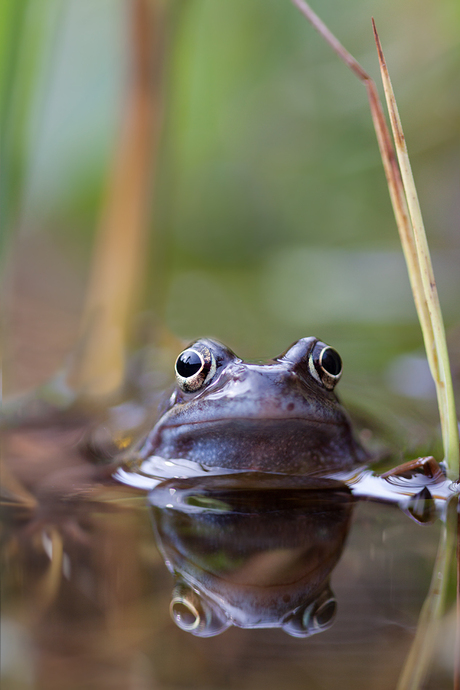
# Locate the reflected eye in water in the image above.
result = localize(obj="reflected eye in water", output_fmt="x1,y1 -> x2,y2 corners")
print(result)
308,342 -> 343,390
282,585 -> 337,638
170,581 -> 229,637
170,598 -> 201,632
175,345 -> 216,392
313,597 -> 337,628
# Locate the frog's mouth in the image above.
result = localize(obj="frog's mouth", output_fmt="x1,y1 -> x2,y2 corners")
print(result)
162,416 -> 342,429
147,417 -> 365,473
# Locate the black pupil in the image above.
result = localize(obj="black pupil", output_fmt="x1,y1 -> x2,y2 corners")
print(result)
321,348 -> 342,376
176,351 -> 203,378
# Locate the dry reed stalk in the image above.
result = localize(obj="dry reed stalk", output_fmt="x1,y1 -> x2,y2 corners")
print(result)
291,3 -> 459,687
291,0 -> 458,480
66,0 -> 163,399
372,21 -> 458,480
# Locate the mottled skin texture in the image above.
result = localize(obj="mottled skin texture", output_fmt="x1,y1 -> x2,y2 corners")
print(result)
141,337 -> 369,474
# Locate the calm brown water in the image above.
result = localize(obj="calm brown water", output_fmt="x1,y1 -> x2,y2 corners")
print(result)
1,423 -> 456,690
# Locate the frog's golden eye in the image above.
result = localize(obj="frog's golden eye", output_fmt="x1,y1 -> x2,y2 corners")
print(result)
175,345 -> 216,392
308,343 -> 342,390
170,582 -> 229,637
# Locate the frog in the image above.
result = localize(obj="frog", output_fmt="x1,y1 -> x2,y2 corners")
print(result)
137,337 -> 370,475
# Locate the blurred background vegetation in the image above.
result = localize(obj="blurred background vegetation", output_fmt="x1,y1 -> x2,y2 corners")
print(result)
2,0 -> 459,451
1,5 -> 459,688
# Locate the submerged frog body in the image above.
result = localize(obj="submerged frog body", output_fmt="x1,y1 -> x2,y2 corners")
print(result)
139,337 -> 369,474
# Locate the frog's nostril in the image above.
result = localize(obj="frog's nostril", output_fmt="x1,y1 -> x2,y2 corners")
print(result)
231,365 -> 248,381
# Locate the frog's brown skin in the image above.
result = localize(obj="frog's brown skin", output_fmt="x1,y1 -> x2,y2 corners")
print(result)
140,337 -> 369,475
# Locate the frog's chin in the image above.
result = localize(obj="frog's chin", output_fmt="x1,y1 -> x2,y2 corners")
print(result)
146,417 -> 367,474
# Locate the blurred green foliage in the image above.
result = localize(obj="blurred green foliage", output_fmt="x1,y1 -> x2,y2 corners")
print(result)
3,0 -> 460,412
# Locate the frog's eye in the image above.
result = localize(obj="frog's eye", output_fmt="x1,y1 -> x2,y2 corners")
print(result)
282,590 -> 337,638
170,582 -> 229,637
175,345 -> 216,392
310,596 -> 337,630
308,342 -> 342,390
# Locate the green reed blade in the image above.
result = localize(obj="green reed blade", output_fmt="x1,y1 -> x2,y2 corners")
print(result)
372,22 -> 459,480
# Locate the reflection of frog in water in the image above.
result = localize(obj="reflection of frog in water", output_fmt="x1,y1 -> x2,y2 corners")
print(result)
138,337 -> 369,475
150,472 -> 355,638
